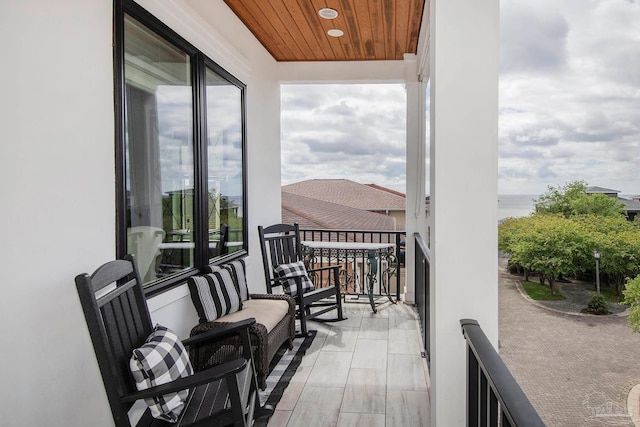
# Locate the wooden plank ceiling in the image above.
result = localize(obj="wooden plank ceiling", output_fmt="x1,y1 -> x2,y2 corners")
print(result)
223,0 -> 425,62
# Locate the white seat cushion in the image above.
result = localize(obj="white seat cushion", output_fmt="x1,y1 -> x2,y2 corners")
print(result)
214,299 -> 289,333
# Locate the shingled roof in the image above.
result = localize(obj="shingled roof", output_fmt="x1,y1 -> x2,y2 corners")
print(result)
618,197 -> 640,213
584,186 -> 640,214
585,186 -> 621,194
282,191 -> 396,231
364,183 -> 407,198
282,179 -> 406,211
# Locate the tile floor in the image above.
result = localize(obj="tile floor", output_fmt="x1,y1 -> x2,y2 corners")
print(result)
267,300 -> 431,427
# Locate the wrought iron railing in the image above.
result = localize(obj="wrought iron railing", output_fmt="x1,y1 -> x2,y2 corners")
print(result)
299,228 -> 404,302
461,319 -> 545,427
414,233 -> 430,362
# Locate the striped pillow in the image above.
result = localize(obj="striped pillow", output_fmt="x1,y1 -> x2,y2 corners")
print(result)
187,270 -> 242,323
204,260 -> 249,301
224,260 -> 249,301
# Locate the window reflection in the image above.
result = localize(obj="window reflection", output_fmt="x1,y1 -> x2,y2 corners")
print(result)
206,68 -> 244,260
124,14 -> 194,282
119,10 -> 247,287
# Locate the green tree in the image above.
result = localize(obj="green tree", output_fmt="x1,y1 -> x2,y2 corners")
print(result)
602,231 -> 640,297
500,183 -> 640,299
623,275 -> 640,331
570,193 -> 625,217
498,216 -> 527,254
534,181 -> 625,218
535,181 -> 587,217
574,215 -> 640,297
499,216 -> 534,279
502,215 -> 585,294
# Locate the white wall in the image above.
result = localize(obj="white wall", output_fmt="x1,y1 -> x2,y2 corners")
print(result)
278,60 -> 405,83
429,0 -> 499,425
404,54 -> 429,304
0,1 -> 115,425
0,0 -> 282,425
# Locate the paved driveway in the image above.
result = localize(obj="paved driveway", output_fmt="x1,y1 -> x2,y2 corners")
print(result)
499,260 -> 640,426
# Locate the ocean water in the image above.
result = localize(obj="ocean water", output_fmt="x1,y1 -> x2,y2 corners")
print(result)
498,194 -> 537,221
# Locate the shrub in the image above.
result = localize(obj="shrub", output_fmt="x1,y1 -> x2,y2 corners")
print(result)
623,275 -> 640,331
586,294 -> 609,315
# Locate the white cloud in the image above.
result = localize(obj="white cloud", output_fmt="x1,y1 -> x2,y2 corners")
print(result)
498,0 -> 640,194
281,0 -> 640,196
281,84 -> 407,192
500,0 -> 569,75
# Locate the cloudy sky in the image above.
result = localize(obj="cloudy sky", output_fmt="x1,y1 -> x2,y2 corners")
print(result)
281,0 -> 640,196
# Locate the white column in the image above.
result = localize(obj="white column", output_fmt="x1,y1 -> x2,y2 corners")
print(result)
404,54 -> 428,304
429,0 -> 499,425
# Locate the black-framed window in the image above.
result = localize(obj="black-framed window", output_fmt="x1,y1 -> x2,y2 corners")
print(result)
114,0 -> 247,295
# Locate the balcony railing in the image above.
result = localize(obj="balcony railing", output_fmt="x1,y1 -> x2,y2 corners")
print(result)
413,232 -> 542,425
461,319 -> 545,427
414,232 -> 430,362
299,228 -> 404,302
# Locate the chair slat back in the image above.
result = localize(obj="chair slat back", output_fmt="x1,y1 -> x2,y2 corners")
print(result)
76,255 -> 153,426
257,223 -> 303,292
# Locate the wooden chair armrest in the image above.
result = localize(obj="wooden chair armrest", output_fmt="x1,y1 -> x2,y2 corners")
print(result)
268,277 -> 306,305
120,358 -> 246,403
308,264 -> 340,289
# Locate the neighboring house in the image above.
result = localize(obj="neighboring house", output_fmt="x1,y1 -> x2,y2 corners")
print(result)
283,179 -> 407,230
586,186 -> 640,221
367,183 -> 431,215
282,191 -> 396,232
585,186 -> 621,198
365,183 -> 407,197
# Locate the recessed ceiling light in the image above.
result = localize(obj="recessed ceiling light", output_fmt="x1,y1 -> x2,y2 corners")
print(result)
319,8 -> 339,19
327,29 -> 344,37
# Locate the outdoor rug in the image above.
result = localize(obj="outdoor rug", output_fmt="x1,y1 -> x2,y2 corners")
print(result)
254,330 -> 317,427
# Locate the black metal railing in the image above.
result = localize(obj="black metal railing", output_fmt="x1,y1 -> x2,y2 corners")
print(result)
461,319 -> 545,427
414,233 -> 430,362
299,228 -> 404,302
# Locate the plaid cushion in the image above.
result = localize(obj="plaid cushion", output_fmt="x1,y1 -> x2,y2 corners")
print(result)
188,270 -> 243,323
130,325 -> 194,422
274,261 -> 315,297
204,260 -> 249,302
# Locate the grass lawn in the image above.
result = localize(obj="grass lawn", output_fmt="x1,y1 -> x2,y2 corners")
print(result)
522,280 -> 565,301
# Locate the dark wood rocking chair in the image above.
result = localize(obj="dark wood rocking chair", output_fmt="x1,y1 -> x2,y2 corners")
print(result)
258,223 -> 346,336
75,255 -> 272,427
214,223 -> 229,257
